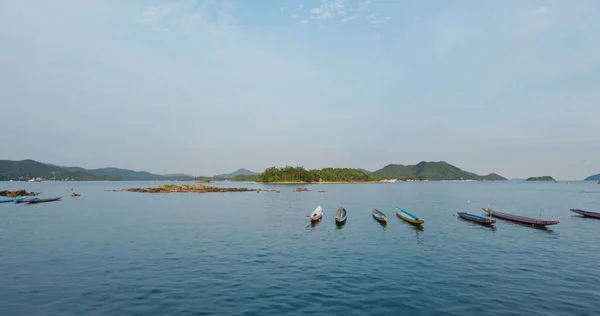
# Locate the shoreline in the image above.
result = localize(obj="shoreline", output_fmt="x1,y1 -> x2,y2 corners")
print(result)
255,179 -> 509,184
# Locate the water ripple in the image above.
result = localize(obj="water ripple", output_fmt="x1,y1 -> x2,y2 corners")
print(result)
1,181 -> 600,315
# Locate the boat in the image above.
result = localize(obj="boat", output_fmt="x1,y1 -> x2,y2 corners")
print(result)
26,197 -> 62,204
15,197 -> 39,204
483,207 -> 559,226
0,198 -> 18,203
396,207 -> 424,225
335,207 -> 347,225
372,209 -> 387,223
457,211 -> 495,225
308,206 -> 323,222
570,208 -> 600,219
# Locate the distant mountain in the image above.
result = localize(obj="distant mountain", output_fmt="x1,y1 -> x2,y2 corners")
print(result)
372,161 -> 507,181
62,166 -> 194,181
0,159 -> 115,181
214,168 -> 258,179
525,176 -> 556,182
584,173 -> 600,181
357,168 -> 373,175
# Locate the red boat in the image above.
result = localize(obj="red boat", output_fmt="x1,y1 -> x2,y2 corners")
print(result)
26,197 -> 62,204
570,208 -> 600,219
483,208 -> 559,226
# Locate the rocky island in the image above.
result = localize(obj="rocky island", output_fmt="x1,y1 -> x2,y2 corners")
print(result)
0,189 -> 38,197
121,183 -> 256,193
525,176 -> 556,182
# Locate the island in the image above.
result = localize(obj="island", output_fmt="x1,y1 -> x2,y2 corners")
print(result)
584,173 -> 600,181
257,166 -> 380,184
120,183 -> 256,193
372,161 -> 507,181
0,189 -> 38,197
525,176 -> 556,182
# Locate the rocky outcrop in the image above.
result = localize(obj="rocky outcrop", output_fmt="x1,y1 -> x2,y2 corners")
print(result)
0,189 -> 38,197
122,183 -> 256,193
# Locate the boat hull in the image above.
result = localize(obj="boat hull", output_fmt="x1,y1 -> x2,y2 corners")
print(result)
396,208 -> 424,225
309,206 -> 323,222
570,208 -> 600,219
483,208 -> 559,226
457,212 -> 495,225
335,207 -> 347,225
26,197 -> 61,204
372,209 -> 387,223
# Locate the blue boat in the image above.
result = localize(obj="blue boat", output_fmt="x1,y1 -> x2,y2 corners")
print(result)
0,197 -> 28,203
335,207 -> 347,225
457,211 -> 496,225
396,207 -> 424,225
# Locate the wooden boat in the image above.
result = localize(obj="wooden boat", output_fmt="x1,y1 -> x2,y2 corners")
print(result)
0,197 -> 31,203
570,208 -> 600,219
26,197 -> 61,204
335,207 -> 347,225
15,197 -> 39,204
396,208 -> 424,225
483,207 -> 559,226
372,209 -> 387,223
307,205 -> 323,222
457,211 -> 495,225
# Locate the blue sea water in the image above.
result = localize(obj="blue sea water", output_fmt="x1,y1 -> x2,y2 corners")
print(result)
1,180 -> 600,315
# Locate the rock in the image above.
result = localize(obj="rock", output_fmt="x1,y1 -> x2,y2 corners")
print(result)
295,188 -> 309,192
121,183 -> 256,194
0,189 -> 38,197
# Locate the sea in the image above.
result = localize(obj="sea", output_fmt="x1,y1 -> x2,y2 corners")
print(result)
1,180 -> 600,316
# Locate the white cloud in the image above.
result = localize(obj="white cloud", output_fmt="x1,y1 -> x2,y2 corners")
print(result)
309,0 -> 346,20
291,13 -> 299,19
301,19 -> 308,24
296,4 -> 304,11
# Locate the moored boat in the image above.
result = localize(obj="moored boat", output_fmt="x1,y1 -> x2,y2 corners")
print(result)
335,207 -> 347,225
457,211 -> 495,225
396,207 -> 424,225
14,197 -> 39,204
372,209 -> 387,223
570,208 -> 600,219
483,207 -> 558,226
308,206 -> 323,222
26,197 -> 61,204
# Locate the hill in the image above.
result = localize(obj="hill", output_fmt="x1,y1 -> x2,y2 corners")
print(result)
584,173 -> 600,181
0,160 -> 116,181
214,168 -> 258,179
525,176 -> 556,182
357,168 -> 373,175
258,166 -> 380,183
372,161 -> 506,181
61,166 -> 195,181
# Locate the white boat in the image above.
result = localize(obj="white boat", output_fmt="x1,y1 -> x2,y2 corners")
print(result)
308,205 -> 323,222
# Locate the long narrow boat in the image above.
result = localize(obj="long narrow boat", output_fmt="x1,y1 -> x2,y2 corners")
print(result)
372,209 -> 387,223
26,197 -> 62,204
335,207 -> 347,225
570,208 -> 600,219
483,207 -> 558,226
457,211 -> 495,225
0,197 -> 32,203
396,208 -> 424,225
307,206 -> 323,222
15,197 -> 39,204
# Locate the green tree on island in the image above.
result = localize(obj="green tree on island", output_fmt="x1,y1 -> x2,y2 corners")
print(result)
258,166 -> 380,183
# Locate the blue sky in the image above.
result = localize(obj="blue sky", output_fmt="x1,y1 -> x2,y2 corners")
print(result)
1,0 -> 599,180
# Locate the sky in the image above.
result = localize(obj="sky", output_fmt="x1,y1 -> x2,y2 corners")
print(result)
1,0 -> 599,180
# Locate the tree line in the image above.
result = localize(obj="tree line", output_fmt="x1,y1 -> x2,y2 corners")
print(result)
257,166 -> 380,183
